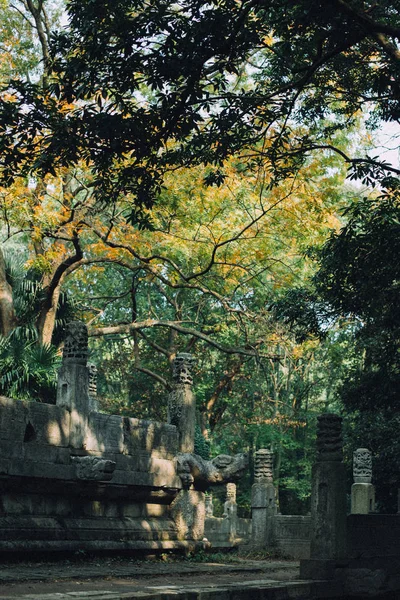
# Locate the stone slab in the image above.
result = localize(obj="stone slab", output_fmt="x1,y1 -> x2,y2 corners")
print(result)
6,460 -> 75,480
0,578 -> 345,600
0,397 -> 70,448
84,415 -> 178,458
299,559 -> 336,580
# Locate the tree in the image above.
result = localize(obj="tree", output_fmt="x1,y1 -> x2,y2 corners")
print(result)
314,193 -> 400,410
274,190 -> 400,511
1,0 -> 400,213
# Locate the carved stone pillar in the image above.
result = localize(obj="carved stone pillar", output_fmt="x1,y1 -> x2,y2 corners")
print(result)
56,321 -> 91,448
301,414 -> 347,580
205,493 -> 214,518
223,482 -> 238,541
251,449 -> 277,548
87,362 -> 99,413
351,448 -> 375,514
167,353 -> 196,453
168,353 -> 203,541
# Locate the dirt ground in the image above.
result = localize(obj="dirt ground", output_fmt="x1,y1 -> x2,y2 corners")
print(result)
0,554 -> 300,598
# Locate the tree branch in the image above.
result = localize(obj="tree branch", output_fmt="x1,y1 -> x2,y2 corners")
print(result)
88,319 -> 280,359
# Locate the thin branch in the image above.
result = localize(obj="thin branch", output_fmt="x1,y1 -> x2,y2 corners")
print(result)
135,365 -> 172,391
137,329 -> 170,358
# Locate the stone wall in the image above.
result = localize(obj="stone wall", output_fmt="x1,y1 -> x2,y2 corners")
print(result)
0,395 -> 184,552
205,516 -> 251,548
274,515 -> 311,559
347,514 -> 400,559
0,326 -> 250,554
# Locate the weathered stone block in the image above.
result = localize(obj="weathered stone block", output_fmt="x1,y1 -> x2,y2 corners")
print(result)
344,568 -> 386,596
251,482 -> 276,509
21,445 -> 71,465
26,403 -> 70,447
309,461 -> 347,560
0,398 -> 71,451
110,467 -> 181,489
123,417 -> 179,457
72,455 -> 115,481
85,413 -> 124,453
120,503 -> 143,518
0,440 -> 24,460
0,458 -> 9,474
170,489 -> 205,541
251,481 -> 277,548
347,514 -> 400,559
145,503 -> 168,518
0,397 -> 28,442
300,558 -> 336,580
351,482 -> 375,514
7,459 -> 75,481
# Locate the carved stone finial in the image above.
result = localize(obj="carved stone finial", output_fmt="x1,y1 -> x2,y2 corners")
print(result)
353,448 -> 372,483
63,321 -> 88,365
316,413 -> 343,462
254,449 -> 274,482
172,353 -> 195,384
226,482 -> 237,503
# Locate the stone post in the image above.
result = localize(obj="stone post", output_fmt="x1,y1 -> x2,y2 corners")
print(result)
56,321 -> 90,448
167,353 -> 196,453
300,413 -> 347,580
223,482 -> 238,541
351,448 -> 375,514
87,362 -> 99,413
169,353 -> 204,542
170,488 -> 206,542
205,493 -> 214,518
251,449 -> 277,548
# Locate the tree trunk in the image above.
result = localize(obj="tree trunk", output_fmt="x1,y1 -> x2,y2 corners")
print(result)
0,248 -> 17,336
36,285 -> 61,345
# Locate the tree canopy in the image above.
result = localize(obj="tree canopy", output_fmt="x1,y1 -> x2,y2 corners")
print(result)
1,0 -> 400,217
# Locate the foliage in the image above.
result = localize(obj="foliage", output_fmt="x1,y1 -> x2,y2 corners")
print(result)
313,194 -> 400,411
0,334 -> 60,402
194,425 -> 210,460
273,191 -> 400,511
1,0 -> 400,214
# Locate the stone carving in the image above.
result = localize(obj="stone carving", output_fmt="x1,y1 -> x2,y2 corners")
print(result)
176,452 -> 248,490
226,482 -> 237,503
88,363 -> 98,398
316,413 -> 343,461
73,456 -> 116,481
205,494 -> 214,518
172,353 -> 195,385
254,449 -> 274,482
353,448 -> 372,484
167,388 -> 183,426
63,321 -> 88,365
167,353 -> 196,453
223,483 -> 237,519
